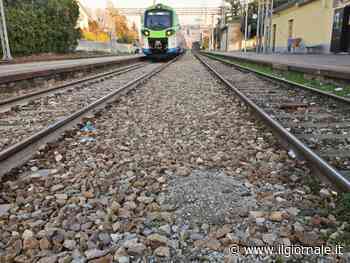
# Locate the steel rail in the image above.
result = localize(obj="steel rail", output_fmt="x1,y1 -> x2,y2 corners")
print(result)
194,52 -> 350,192
202,52 -> 350,105
0,62 -> 146,109
0,57 -> 179,179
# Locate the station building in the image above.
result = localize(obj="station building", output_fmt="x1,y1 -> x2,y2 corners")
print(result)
271,0 -> 350,54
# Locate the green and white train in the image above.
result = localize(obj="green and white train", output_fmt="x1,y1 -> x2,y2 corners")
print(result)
141,3 -> 185,58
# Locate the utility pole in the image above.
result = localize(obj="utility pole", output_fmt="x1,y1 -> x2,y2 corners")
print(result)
244,0 -> 249,53
260,0 -> 266,53
256,0 -> 260,53
262,0 -> 269,53
0,0 -> 12,61
269,0 -> 274,53
262,0 -> 273,53
211,14 -> 215,51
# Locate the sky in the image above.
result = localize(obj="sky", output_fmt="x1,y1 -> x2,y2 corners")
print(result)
80,0 -> 224,29
81,0 -> 224,9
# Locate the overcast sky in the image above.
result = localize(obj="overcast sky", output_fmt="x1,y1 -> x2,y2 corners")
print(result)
80,0 -> 224,27
81,0 -> 224,9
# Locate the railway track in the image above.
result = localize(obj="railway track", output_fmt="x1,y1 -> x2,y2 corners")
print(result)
0,62 -> 145,110
0,58 -> 179,179
195,52 -> 350,192
0,52 -> 348,263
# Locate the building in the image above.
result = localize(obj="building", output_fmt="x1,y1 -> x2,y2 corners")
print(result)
77,1 -> 95,31
216,22 -> 244,51
271,0 -> 333,53
271,0 -> 350,53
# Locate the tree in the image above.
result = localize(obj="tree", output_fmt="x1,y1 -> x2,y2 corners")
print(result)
4,0 -> 80,55
202,36 -> 209,50
83,20 -> 110,42
107,7 -> 138,44
89,21 -> 100,36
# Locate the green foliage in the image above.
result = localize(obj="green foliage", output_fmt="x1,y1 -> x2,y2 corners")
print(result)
4,0 -> 80,55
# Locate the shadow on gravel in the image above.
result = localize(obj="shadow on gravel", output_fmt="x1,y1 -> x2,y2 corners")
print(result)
160,169 -> 257,226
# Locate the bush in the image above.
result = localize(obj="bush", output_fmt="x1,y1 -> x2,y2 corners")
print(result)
4,0 -> 80,55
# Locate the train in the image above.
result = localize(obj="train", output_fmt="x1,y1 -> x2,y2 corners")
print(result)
141,3 -> 185,59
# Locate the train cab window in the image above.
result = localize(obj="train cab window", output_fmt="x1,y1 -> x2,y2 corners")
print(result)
145,11 -> 172,30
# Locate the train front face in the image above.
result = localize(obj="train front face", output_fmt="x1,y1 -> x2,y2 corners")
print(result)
141,4 -> 180,58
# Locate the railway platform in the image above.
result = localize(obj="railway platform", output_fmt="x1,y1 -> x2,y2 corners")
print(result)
208,51 -> 350,81
0,54 -> 144,85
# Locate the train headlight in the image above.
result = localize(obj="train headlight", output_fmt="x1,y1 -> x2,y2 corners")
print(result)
166,30 -> 175,36
142,30 -> 150,37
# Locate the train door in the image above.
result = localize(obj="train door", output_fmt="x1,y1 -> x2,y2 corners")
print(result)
331,6 -> 350,53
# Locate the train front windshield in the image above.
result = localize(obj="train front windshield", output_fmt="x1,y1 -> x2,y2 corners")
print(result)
145,11 -> 172,30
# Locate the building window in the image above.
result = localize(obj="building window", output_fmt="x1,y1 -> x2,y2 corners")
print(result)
288,19 -> 294,38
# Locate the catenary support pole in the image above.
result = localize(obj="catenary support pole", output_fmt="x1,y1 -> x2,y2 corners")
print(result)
263,0 -> 269,53
266,0 -> 273,53
256,0 -> 261,53
269,0 -> 274,53
0,0 -> 12,61
244,0 -> 249,53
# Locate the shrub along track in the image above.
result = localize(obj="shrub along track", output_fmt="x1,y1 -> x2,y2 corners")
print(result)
196,52 -> 350,192
0,52 -> 348,262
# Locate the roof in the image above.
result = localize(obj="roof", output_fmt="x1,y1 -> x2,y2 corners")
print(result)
274,0 -> 318,13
